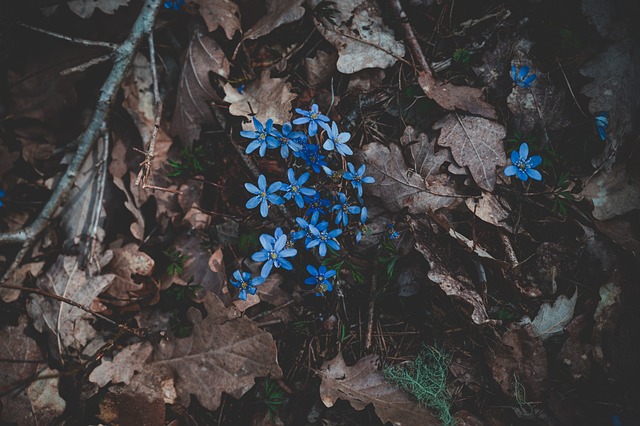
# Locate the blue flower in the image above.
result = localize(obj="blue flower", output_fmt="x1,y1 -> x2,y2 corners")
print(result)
304,193 -> 331,223
504,142 -> 542,182
245,174 -> 285,217
240,117 -> 279,157
343,163 -> 375,197
332,192 -> 360,226
291,216 -> 319,243
595,112 -> 609,141
388,223 -> 399,240
295,143 -> 329,174
230,270 -> 265,301
293,104 -> 330,136
319,121 -> 353,156
307,222 -> 342,257
304,265 -> 336,296
271,122 -> 305,158
0,189 -> 5,207
283,168 -> 316,208
355,207 -> 368,242
164,0 -> 184,10
251,229 -> 298,277
510,65 -> 537,88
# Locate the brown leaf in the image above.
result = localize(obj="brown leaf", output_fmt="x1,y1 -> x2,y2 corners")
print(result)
113,176 -> 145,241
67,0 -> 130,18
0,317 -> 66,425
108,136 -> 128,179
465,192 -> 512,232
224,71 -> 296,128
139,292 -> 282,411
304,49 -> 338,86
244,0 -> 305,40
417,71 -> 497,120
172,27 -> 229,146
196,0 -> 241,39
594,217 -> 640,254
580,164 -> 640,220
530,289 -> 578,340
0,141 -> 19,179
486,324 -> 548,401
0,261 -> 44,303
101,243 -> 155,307
592,274 -> 623,368
89,341 -> 154,387
319,353 -> 439,426
557,315 -> 592,380
434,114 -> 506,192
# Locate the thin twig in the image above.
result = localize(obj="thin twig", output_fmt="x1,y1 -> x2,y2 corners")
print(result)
60,53 -> 113,76
365,270 -> 378,351
83,132 -> 109,271
19,22 -> 118,49
0,0 -> 164,284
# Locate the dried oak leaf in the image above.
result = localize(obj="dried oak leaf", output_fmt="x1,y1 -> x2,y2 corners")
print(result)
557,315 -> 592,380
465,192 -> 512,232
360,139 -> 458,214
582,0 -> 615,37
579,164 -> 640,220
138,292 -> 282,411
594,217 -> 640,254
196,0 -> 241,39
113,176 -> 146,241
434,114 -> 506,192
592,274 -> 623,368
0,261 -> 44,303
67,0 -> 130,18
244,0 -> 306,40
304,49 -> 339,86
315,0 -> 405,74
172,26 -> 229,146
89,341 -> 154,387
26,255 -> 116,353
0,317 -> 66,425
319,353 -> 439,426
223,71 -> 296,129
101,243 -> 155,307
530,289 -> 578,340
418,71 -> 497,120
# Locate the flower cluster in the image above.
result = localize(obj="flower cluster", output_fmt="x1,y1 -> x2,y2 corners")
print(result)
234,104 -> 375,299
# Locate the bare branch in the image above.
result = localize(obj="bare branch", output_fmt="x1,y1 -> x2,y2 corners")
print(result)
19,22 -> 118,49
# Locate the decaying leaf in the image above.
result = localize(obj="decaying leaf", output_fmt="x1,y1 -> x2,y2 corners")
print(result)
100,243 -> 155,307
360,141 -> 458,214
196,0 -> 241,39
315,0 -> 405,74
244,0 -> 306,40
581,0 -> 615,38
530,289 -> 578,340
580,164 -> 640,220
172,27 -> 229,146
0,142 -> 19,179
557,315 -> 592,380
137,292 -> 282,411
67,0 -> 130,18
465,192 -> 512,231
0,261 -> 45,303
0,317 -> 66,425
592,275 -> 623,367
224,71 -> 297,128
434,114 -> 506,192
112,176 -> 146,241
594,217 -> 640,255
304,49 -> 339,86
89,341 -> 154,387
409,217 -> 492,325
319,353 -> 439,426
26,255 -> 116,353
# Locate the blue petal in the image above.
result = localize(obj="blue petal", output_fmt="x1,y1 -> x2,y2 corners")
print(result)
528,155 -> 542,168
246,196 -> 262,209
510,150 -> 520,164
318,244 -> 327,257
307,264 -> 318,275
278,258 -> 293,270
293,117 -> 310,125
274,234 -> 287,252
246,140 -> 261,154
327,239 -> 340,251
526,168 -> 542,181
518,66 -> 530,81
308,120 -> 318,136
323,140 -> 335,151
598,127 -> 606,140
268,181 -> 282,193
244,183 -> 260,194
519,143 -> 529,160
260,200 -> 269,217
510,65 -> 517,81
280,248 -> 297,258
261,261 -> 274,277
266,194 -> 285,205
305,277 -> 317,285
522,74 -> 536,87
504,165 -> 518,176
252,250 -> 269,262
258,175 -> 267,190
240,130 -> 259,139
238,289 -> 247,300
260,234 -> 275,250
362,176 -> 375,184
516,169 -> 529,181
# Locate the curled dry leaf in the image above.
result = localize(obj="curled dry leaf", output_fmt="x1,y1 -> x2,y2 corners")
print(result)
529,289 -> 578,340
89,341 -> 154,387
580,164 -> 640,220
592,274 -> 623,368
172,26 -> 229,146
112,176 -> 145,241
594,217 -> 640,255
304,49 -> 339,86
224,71 -> 297,128
434,114 -> 506,192
319,353 -> 439,426
67,0 -> 130,18
244,0 -> 305,40
0,261 -> 44,303
196,0 -> 241,39
315,0 -> 405,74
138,292 -> 282,411
465,192 -> 512,232
100,243 -> 155,307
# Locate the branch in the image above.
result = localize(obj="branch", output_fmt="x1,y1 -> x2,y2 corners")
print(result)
0,0 -> 164,283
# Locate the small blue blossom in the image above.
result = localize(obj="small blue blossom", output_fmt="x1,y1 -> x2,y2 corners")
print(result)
319,121 -> 353,156
304,193 -> 331,223
295,143 -> 329,173
504,142 -> 542,182
307,222 -> 342,257
304,265 -> 336,296
343,163 -> 375,197
240,117 -> 279,157
283,169 -> 316,208
332,192 -> 360,226
251,229 -> 298,277
595,112 -> 609,141
230,270 -> 265,301
0,189 -> 5,207
271,122 -> 305,158
245,174 -> 285,217
355,207 -> 368,243
164,0 -> 184,10
293,104 -> 330,137
510,65 -> 537,88
291,216 -> 319,243
388,223 -> 399,240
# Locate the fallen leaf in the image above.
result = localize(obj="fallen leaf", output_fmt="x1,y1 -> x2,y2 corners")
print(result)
67,0 -> 130,18
0,261 -> 44,303
360,141 -> 458,214
530,289 -> 578,340
594,217 -> 640,255
592,275 -> 622,368
101,243 -> 155,307
0,317 -> 66,425
315,0 -> 405,74
113,176 -> 146,241
196,0 -> 241,39
319,353 -> 439,426
580,164 -> 640,220
138,292 -> 282,411
304,49 -> 339,86
400,126 -> 454,183
0,142 -> 19,179
183,204 -> 211,230
557,315 -> 592,380
89,341 -> 154,387
224,71 -> 296,128
581,0 -> 615,38
418,71 -> 497,120
434,114 -> 506,192
465,192 -> 512,231
244,0 -> 305,40
172,26 -> 229,146
108,136 -> 128,179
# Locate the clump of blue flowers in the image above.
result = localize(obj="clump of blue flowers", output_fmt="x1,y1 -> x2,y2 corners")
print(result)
504,142 -> 542,182
233,104 -> 375,298
510,65 -> 537,88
